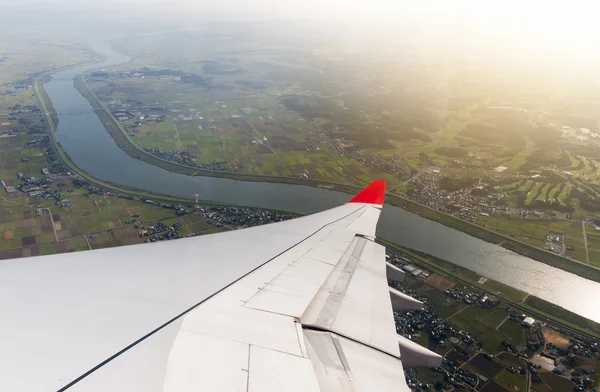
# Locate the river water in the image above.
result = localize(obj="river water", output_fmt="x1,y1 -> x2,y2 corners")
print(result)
44,40 -> 600,323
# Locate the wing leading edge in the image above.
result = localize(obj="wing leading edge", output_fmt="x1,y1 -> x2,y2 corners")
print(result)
0,180 -> 440,392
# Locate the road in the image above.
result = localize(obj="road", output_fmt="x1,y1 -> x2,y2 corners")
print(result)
173,121 -> 182,146
445,305 -> 471,321
208,127 -> 232,169
582,219 -> 590,264
496,315 -> 510,331
45,208 -> 59,242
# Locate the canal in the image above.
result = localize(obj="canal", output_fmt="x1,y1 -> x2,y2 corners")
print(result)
43,39 -> 600,323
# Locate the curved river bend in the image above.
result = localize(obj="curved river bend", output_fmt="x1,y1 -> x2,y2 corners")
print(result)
44,40 -> 600,323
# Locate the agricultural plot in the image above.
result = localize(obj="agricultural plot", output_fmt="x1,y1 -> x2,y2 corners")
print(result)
468,353 -> 503,378
477,309 -> 510,329
448,306 -> 505,353
495,369 -> 527,392
137,121 -> 181,150
477,215 -> 568,249
584,231 -> 600,251
480,380 -> 511,392
496,353 -> 524,368
565,237 -> 586,263
588,250 -> 600,268
539,372 -> 578,392
497,319 -> 525,347
564,222 -> 584,241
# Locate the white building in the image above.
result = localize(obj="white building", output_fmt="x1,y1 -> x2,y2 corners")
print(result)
522,317 -> 535,327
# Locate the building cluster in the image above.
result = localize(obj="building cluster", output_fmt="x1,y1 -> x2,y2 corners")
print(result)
72,179 -> 134,200
198,206 -> 296,228
407,174 -> 510,222
25,135 -> 49,147
386,253 -> 432,279
445,288 -> 498,307
1,104 -> 48,134
137,221 -> 183,242
144,147 -> 197,167
14,172 -> 70,205
343,149 -> 411,178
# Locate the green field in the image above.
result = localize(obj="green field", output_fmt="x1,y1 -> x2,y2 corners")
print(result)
557,184 -> 573,206
526,182 -> 544,205
476,214 -> 575,250
539,372 -> 576,392
498,319 -> 526,347
447,307 -> 506,354
495,369 -> 527,391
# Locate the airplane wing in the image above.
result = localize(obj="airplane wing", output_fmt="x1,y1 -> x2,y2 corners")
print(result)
0,180 -> 440,392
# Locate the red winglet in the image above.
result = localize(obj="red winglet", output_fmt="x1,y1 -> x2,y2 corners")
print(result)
349,180 -> 387,205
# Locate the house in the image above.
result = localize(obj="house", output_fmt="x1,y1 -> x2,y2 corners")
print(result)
522,317 -> 536,327
554,363 -> 567,374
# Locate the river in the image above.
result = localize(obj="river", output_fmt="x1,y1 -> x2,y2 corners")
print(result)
44,39 -> 600,323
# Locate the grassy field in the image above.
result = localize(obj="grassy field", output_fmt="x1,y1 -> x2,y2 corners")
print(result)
497,319 -> 525,347
539,372 -> 576,392
476,214 -> 574,249
447,306 -> 506,353
495,369 -> 527,391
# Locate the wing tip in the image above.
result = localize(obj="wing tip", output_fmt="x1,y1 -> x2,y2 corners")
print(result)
349,180 -> 387,205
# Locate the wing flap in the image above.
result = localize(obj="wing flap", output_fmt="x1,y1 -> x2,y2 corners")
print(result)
301,236 -> 399,357
304,329 -> 408,392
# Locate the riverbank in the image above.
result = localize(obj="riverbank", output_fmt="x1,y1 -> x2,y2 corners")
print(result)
378,238 -> 600,341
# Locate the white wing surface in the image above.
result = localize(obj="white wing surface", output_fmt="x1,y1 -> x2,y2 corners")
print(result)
0,180 -> 440,391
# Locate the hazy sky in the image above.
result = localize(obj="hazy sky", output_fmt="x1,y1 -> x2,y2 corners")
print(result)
4,0 -> 600,66
8,0 -> 599,43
